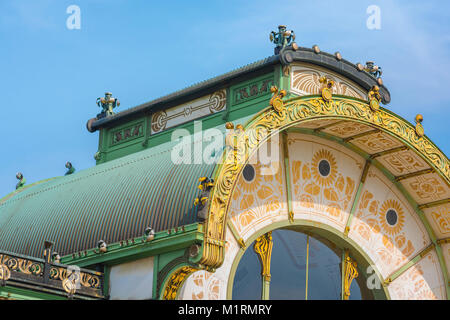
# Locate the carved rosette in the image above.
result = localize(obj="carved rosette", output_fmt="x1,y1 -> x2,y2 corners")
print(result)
199,95 -> 450,270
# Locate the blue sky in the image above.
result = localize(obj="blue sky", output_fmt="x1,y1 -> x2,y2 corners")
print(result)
0,0 -> 449,197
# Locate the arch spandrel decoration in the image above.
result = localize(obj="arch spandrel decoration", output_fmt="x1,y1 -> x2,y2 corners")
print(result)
200,95 -> 450,270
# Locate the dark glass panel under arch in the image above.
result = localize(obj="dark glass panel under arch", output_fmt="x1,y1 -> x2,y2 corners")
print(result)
349,273 -> 363,300
270,229 -> 307,300
232,243 -> 262,299
231,228 -> 363,300
307,236 -> 341,300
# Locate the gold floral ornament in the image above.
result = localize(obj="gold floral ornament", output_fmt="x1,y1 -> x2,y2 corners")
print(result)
311,149 -> 337,187
368,85 -> 382,112
163,266 -> 197,300
319,76 -> 335,102
379,199 -> 405,236
415,114 -> 424,137
269,86 -> 286,114
343,251 -> 358,300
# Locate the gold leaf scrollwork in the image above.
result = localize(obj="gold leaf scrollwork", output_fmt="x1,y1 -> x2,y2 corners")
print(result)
253,232 -> 273,281
319,76 -> 335,102
343,251 -> 358,300
269,86 -> 286,115
0,263 -> 11,282
368,85 -> 382,112
163,266 -> 197,300
1,254 -> 43,276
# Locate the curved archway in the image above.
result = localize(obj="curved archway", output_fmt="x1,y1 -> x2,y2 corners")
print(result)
200,95 -> 449,273
227,221 -> 389,300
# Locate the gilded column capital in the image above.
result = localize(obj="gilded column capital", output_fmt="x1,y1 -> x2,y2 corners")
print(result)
253,232 -> 274,282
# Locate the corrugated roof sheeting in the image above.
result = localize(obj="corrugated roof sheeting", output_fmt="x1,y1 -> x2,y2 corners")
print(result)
0,138 -> 218,258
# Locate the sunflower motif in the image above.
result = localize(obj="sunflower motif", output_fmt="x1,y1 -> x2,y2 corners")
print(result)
311,149 -> 337,187
240,163 -> 263,193
378,199 -> 405,235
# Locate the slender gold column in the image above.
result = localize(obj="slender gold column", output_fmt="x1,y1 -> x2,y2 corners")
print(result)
342,250 -> 358,300
254,232 -> 273,300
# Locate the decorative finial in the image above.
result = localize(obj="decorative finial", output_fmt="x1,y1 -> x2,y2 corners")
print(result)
415,114 -> 424,137
312,45 -> 320,54
368,85 -> 382,112
364,61 -> 382,78
319,76 -> 335,102
15,172 -> 26,190
270,25 -> 297,54
65,162 -> 75,175
96,92 -> 120,119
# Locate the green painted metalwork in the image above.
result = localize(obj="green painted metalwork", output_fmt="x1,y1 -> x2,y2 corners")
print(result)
270,25 -> 296,54
343,161 -> 371,236
97,92 -> 120,117
282,131 -> 294,223
262,279 -> 270,300
0,137 -> 215,259
60,223 -> 203,267
231,75 -> 274,106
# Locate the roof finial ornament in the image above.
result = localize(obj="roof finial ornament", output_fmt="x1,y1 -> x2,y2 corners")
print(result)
96,92 -> 120,119
270,25 -> 297,54
415,114 -> 424,137
65,162 -> 75,175
15,172 -> 26,190
364,61 -> 383,85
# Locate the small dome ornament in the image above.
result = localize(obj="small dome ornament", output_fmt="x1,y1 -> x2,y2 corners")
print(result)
415,114 -> 424,137
97,240 -> 107,253
319,76 -> 335,102
368,85 -> 382,112
144,227 -> 155,242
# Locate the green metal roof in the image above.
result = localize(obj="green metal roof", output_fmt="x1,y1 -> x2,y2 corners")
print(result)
0,137 -> 218,258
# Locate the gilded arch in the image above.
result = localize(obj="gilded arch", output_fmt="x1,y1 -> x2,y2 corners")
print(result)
163,94 -> 449,299
200,94 -> 449,270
